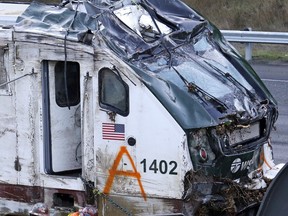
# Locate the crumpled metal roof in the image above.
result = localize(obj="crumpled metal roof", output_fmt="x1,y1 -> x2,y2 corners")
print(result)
15,0 -> 277,129
15,2 -> 98,40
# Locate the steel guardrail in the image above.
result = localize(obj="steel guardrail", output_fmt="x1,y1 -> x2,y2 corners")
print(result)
221,30 -> 288,60
221,30 -> 288,44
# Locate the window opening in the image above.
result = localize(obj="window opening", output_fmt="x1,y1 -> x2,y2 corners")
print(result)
55,61 -> 80,107
0,45 -> 8,90
99,68 -> 129,116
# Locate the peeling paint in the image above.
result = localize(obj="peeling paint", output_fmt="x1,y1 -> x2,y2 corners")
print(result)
0,128 -> 15,138
14,156 -> 21,172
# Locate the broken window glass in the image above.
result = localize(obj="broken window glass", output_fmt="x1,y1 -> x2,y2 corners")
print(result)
54,61 -> 80,107
99,68 -> 129,116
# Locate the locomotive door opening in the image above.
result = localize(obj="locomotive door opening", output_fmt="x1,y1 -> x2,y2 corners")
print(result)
42,60 -> 82,174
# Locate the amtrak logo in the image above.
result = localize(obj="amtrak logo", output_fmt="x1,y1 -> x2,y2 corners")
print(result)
231,158 -> 254,173
231,158 -> 242,173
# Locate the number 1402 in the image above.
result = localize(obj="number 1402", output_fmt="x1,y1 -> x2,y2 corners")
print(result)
140,159 -> 178,175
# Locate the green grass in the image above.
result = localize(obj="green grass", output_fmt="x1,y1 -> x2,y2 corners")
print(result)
253,50 -> 288,62
233,44 -> 288,62
183,0 -> 288,61
183,0 -> 288,32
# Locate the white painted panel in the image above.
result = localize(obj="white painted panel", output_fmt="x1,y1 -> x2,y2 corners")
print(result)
92,55 -> 192,200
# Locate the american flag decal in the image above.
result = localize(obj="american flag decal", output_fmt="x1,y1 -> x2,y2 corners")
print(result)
102,123 -> 125,141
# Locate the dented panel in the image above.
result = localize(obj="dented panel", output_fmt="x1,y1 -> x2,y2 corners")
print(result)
0,0 -> 282,215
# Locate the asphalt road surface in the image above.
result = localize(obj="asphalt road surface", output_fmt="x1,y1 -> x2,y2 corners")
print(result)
251,62 -> 288,165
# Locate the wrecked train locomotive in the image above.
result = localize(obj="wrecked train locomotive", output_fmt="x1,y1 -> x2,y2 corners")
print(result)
0,0 -> 282,215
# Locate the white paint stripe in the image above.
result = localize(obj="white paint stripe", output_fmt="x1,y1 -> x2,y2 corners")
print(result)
262,79 -> 288,83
